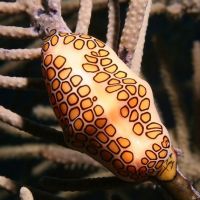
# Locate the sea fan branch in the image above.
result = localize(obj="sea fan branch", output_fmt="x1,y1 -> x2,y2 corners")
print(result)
0,121 -> 35,139
153,37 -> 190,155
0,26 -> 39,38
106,0 -> 120,52
0,2 -> 25,14
0,40 -> 41,75
40,172 -> 200,200
75,0 -> 93,34
30,0 -> 71,36
118,0 -> 150,75
153,37 -> 200,178
32,105 -> 57,121
130,0 -> 151,75
19,187 -> 34,200
0,105 -> 65,146
0,175 -> 65,200
0,144 -> 101,167
0,48 -> 40,60
0,75 -> 44,91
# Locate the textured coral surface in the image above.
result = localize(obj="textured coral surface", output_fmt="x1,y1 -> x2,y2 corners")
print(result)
0,0 -> 200,200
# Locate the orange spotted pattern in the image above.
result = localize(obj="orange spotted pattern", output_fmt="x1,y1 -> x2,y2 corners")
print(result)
41,30 -> 176,182
81,45 -> 164,142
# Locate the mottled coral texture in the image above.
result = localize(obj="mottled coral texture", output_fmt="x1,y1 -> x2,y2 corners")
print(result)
0,0 -> 200,200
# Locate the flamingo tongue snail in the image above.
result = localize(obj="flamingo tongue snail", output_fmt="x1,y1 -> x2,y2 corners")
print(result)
41,29 -> 177,182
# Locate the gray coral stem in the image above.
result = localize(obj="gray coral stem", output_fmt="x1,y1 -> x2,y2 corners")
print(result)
0,105 -> 65,146
40,172 -> 200,200
0,176 -> 65,200
118,0 -> 149,70
75,0 -> 93,34
0,1 -> 200,16
29,0 -> 71,36
0,75 -> 45,91
0,26 -> 39,38
0,48 -> 41,60
19,187 -> 34,200
0,40 -> 41,74
0,144 -> 101,167
130,0 -> 151,75
158,170 -> 200,200
0,2 -> 25,14
106,0 -> 120,52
